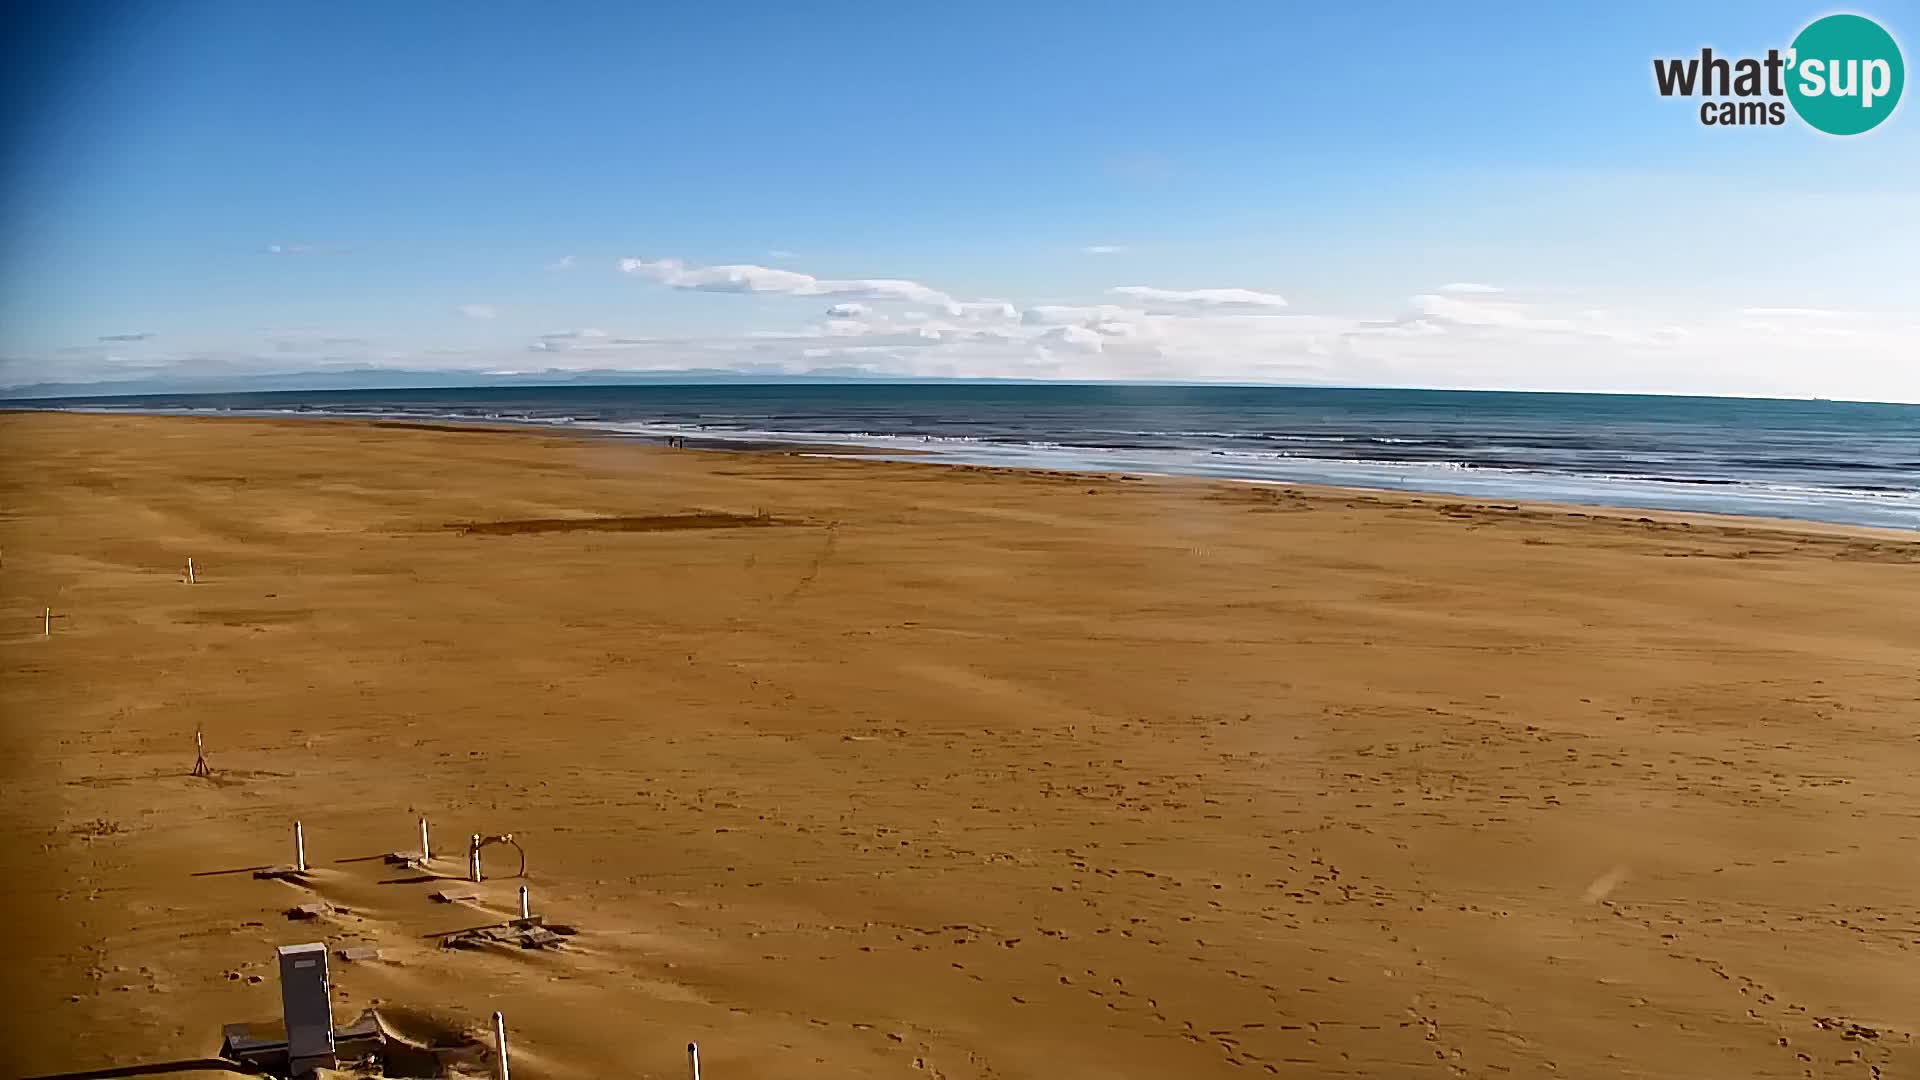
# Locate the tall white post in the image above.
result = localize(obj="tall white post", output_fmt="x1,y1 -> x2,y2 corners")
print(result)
187,557 -> 195,584
43,608 -> 51,636
419,816 -> 431,861
519,884 -> 530,920
687,1041 -> 701,1080
470,834 -> 482,882
492,1011 -> 511,1080
294,821 -> 307,873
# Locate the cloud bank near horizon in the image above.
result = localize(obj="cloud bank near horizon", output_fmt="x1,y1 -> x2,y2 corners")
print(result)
5,255 -> 1918,403
618,257 -> 954,307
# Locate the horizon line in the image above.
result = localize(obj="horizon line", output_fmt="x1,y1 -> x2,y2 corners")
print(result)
0,375 -> 1907,409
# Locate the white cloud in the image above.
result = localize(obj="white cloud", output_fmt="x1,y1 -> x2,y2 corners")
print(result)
1025,304 -> 1146,326
947,300 -> 1020,321
1437,282 -> 1503,294
620,257 -> 952,306
1082,245 -> 1128,255
546,255 -> 576,271
266,243 -> 344,256
459,304 -> 498,320
1111,285 -> 1289,309
1040,325 -> 1106,352
1408,292 -> 1552,329
1737,307 -> 1852,319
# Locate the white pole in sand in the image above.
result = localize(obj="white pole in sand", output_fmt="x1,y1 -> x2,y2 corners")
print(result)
43,607 -> 51,637
187,557 -> 195,584
687,1041 -> 701,1080
470,834 -> 483,883
493,1011 -> 512,1080
294,821 -> 307,873
519,884 -> 530,921
419,816 -> 431,862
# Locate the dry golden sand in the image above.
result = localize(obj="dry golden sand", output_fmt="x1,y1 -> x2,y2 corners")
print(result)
3,411 -> 1919,1079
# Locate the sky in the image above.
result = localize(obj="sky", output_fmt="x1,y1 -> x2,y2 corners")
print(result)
2,1 -> 1917,400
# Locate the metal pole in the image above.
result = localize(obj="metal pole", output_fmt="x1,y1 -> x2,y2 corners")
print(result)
419,816 -> 431,862
519,884 -> 530,920
470,834 -> 482,882
294,821 -> 307,873
688,1041 -> 701,1080
492,1011 -> 511,1080
187,557 -> 195,584
43,608 -> 51,636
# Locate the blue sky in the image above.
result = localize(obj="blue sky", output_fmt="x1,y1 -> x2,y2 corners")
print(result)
3,1 -> 1917,399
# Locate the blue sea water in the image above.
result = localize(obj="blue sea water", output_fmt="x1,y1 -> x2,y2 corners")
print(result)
23,384 -> 1920,530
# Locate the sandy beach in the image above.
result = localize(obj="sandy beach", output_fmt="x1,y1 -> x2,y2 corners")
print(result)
4,409 -> 1919,1079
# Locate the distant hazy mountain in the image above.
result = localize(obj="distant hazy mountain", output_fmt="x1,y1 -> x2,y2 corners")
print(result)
0,367 -> 991,401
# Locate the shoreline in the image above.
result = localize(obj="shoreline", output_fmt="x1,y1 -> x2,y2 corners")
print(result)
14,406 -> 1916,544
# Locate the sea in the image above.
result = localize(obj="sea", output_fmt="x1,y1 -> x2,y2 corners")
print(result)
21,383 -> 1920,530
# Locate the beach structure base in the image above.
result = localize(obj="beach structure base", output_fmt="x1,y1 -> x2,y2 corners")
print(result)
219,1009 -> 487,1077
253,865 -> 312,882
439,916 -> 577,951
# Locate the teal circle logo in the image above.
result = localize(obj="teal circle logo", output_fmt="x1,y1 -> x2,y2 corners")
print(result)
1787,14 -> 1904,135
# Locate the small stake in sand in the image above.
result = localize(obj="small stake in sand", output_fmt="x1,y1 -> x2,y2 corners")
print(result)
519,884 -> 531,921
470,834 -> 483,883
492,1011 -> 512,1080
192,725 -> 212,778
386,815 -> 433,867
43,607 -> 51,637
253,821 -> 313,881
688,1041 -> 701,1080
186,557 -> 196,584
